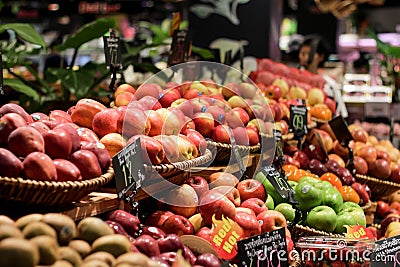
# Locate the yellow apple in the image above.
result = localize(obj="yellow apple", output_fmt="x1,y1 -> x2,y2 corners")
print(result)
307,88 -> 325,105
273,78 -> 289,97
289,86 -> 307,100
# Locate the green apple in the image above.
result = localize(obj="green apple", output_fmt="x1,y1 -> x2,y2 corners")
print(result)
288,180 -> 297,189
339,202 -> 363,213
306,205 -> 337,232
322,187 -> 343,213
314,180 -> 333,191
275,203 -> 296,222
255,171 -> 284,205
297,176 -> 320,185
335,212 -> 358,234
265,194 -> 275,210
338,207 -> 366,228
294,181 -> 322,211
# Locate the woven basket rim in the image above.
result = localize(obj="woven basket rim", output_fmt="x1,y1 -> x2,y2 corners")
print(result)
148,149 -> 213,173
361,200 -> 372,211
311,116 -> 330,124
0,167 -> 114,188
206,140 -> 261,153
355,173 -> 400,188
293,224 -> 345,237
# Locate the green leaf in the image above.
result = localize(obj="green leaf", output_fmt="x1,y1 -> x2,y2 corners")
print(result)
55,18 -> 116,51
4,78 -> 40,101
0,23 -> 46,48
367,28 -> 400,58
191,46 -> 215,60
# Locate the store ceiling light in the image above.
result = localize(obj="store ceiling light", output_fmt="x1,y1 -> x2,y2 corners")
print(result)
48,3 -> 59,11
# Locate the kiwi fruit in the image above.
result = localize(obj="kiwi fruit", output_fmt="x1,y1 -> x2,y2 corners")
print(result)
77,217 -> 113,244
0,237 -> 39,267
30,235 -> 59,265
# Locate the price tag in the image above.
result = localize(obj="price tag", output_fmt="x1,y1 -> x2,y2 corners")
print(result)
328,115 -> 353,146
260,165 -> 294,199
345,225 -> 376,240
112,138 -> 145,199
273,129 -> 284,166
103,30 -> 122,69
289,104 -> 308,140
237,227 -> 288,267
168,30 -> 192,67
371,234 -> 400,266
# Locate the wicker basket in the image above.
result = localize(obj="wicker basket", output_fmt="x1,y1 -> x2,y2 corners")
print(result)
291,225 -> 345,242
311,116 -> 330,124
145,149 -> 213,178
206,141 -> 260,164
0,167 -> 114,207
355,173 -> 400,196
361,200 -> 372,211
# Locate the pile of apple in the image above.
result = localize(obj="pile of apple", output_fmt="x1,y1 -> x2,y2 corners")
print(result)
281,126 -> 371,207
324,122 -> 400,184
0,103 -> 111,182
375,190 -> 400,239
142,172 -> 294,260
105,209 -> 221,267
112,80 -> 280,150
249,58 -> 336,117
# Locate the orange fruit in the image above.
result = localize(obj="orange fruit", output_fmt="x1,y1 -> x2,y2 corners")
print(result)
340,185 -> 360,204
283,164 -> 298,177
320,172 -> 343,191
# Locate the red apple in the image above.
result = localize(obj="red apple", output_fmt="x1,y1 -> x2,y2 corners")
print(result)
171,98 -> 193,117
145,110 -> 164,137
353,156 -> 368,175
207,105 -> 226,126
211,186 -> 241,207
226,107 -> 250,128
146,211 -> 174,229
246,127 -> 259,146
351,128 -> 368,143
234,211 -> 261,238
232,126 -> 249,146
183,129 -> 207,155
193,112 -> 214,138
286,236 -> 294,254
157,234 -> 184,253
196,227 -> 212,243
211,125 -> 232,144
166,184 -> 199,218
208,172 -> 239,189
138,95 -> 162,110
53,159 -> 81,181
369,159 -> 391,180
240,198 -> 268,215
198,191 -> 237,225
257,210 -> 287,233
264,85 -> 282,100
162,215 -> 194,236
391,165 -> 400,183
127,135 -> 165,165
185,176 -> 209,199
159,88 -> 181,108
237,179 -> 266,202
272,104 -> 283,121
141,226 -> 166,240
135,83 -> 162,100
275,120 -> 289,135
285,155 -> 300,169
292,151 -> 310,170
42,128 -> 73,159
134,234 -> 160,257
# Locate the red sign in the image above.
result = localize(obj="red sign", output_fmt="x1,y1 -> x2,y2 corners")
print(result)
210,215 -> 244,260
345,225 -> 376,240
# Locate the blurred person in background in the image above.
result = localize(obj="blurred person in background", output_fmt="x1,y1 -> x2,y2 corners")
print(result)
298,35 -> 348,118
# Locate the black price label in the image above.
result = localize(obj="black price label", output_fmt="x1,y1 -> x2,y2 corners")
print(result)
289,104 -> 308,138
103,31 -> 122,69
273,129 -> 284,164
237,227 -> 288,267
328,115 -> 353,145
260,165 -> 294,199
168,30 -> 192,67
390,117 -> 395,143
112,138 -> 145,199
371,234 -> 400,266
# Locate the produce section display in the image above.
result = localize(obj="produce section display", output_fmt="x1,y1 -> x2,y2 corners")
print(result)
2,57 -> 400,267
